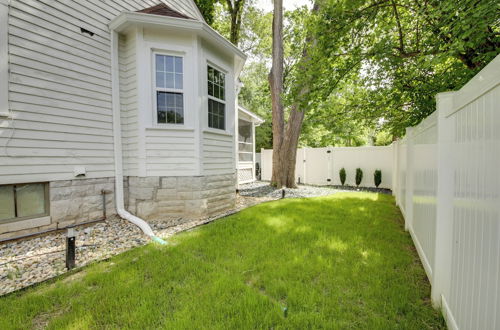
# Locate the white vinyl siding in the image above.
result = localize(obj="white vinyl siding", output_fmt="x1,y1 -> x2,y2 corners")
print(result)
203,132 -> 234,175
0,0 -> 202,184
145,128 -> 197,176
119,33 -> 139,176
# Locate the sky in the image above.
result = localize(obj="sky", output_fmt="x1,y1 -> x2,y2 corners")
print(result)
254,0 -> 312,12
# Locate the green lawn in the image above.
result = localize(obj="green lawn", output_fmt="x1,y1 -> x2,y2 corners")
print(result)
0,193 -> 444,329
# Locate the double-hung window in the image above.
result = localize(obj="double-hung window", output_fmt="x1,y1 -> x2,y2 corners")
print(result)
155,54 -> 184,124
0,183 -> 49,223
207,66 -> 225,130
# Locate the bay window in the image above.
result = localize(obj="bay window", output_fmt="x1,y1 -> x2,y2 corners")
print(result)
155,54 -> 184,124
207,65 -> 225,130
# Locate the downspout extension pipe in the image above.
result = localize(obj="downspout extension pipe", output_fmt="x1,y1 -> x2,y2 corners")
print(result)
110,30 -> 166,245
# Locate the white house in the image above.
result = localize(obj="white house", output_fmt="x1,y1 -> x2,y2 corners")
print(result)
237,106 -> 264,184
0,0 -> 247,241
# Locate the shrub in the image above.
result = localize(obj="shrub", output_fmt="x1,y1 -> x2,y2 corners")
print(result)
339,168 -> 346,186
355,168 -> 363,186
374,169 -> 382,188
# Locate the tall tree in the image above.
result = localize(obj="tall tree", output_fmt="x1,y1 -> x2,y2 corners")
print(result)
224,0 -> 246,44
269,0 -> 285,186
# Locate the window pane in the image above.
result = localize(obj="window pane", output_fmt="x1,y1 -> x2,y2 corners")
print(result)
165,73 -> 175,89
208,99 -> 225,130
208,67 -> 214,82
175,73 -> 183,89
166,93 -> 175,107
174,56 -> 183,73
174,107 -> 184,124
158,110 -> 166,123
220,87 -> 225,100
166,110 -> 176,123
157,92 -> 184,124
166,56 -> 174,72
156,72 -> 165,88
16,183 -> 46,218
0,185 -> 15,221
208,82 -> 214,97
156,55 -> 165,73
214,85 -> 220,99
175,94 -> 183,108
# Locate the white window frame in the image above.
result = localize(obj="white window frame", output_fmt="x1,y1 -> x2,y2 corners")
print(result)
207,64 -> 227,131
0,182 -> 50,224
152,51 -> 185,126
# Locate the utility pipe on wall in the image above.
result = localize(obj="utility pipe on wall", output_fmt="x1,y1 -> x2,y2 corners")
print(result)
110,30 -> 166,245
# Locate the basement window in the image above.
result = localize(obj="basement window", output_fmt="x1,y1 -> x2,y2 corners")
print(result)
154,53 -> 184,124
0,183 -> 49,224
207,66 -> 226,130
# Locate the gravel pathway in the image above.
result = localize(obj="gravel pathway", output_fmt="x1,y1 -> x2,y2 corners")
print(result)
0,181 -> 344,296
238,181 -> 343,199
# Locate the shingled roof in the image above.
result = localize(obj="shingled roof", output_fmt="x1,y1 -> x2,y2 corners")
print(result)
137,3 -> 193,20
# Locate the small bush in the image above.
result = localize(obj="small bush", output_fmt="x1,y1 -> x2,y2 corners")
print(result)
355,168 -> 363,186
339,168 -> 346,186
374,169 -> 382,188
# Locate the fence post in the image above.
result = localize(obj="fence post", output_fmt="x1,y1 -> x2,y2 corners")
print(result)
392,141 -> 399,199
405,127 -> 414,231
431,92 -> 455,308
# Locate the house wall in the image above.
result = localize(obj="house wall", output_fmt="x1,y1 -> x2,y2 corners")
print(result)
0,0 -> 238,239
119,32 -> 139,176
200,42 -> 237,177
0,0 -> 204,185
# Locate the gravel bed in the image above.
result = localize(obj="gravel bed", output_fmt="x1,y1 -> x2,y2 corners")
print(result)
0,195 -> 262,296
238,181 -> 344,199
0,181 -> 361,296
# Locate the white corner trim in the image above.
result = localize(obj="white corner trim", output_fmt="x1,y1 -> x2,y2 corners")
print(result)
0,0 -> 10,6
0,2 -> 8,115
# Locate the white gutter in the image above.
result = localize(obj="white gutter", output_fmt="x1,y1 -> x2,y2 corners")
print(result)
110,30 -> 166,245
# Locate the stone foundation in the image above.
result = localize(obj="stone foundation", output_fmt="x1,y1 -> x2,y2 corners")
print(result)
0,178 -> 116,241
126,173 -> 236,224
0,174 -> 236,240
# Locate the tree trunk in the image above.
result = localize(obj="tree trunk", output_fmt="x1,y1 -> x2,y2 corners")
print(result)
269,0 -> 285,187
226,0 -> 245,45
269,1 -> 318,188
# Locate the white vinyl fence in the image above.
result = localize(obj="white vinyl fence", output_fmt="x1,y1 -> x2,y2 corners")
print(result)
393,55 -> 500,330
260,54 -> 500,330
261,146 -> 394,189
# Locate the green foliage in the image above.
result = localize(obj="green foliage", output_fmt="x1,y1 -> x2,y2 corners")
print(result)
299,0 -> 500,138
339,167 -> 346,185
194,0 -> 218,25
0,194 -> 445,329
355,168 -> 363,186
374,169 -> 382,188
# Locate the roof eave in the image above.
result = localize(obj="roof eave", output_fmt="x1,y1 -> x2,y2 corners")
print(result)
238,105 -> 265,125
109,12 -> 247,61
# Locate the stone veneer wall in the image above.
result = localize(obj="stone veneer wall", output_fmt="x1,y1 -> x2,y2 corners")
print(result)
0,174 -> 236,240
0,178 -> 116,241
125,173 -> 236,224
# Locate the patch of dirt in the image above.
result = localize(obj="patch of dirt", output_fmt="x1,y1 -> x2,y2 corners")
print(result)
32,305 -> 69,330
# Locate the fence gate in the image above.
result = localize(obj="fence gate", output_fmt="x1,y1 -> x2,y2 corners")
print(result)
299,147 -> 333,186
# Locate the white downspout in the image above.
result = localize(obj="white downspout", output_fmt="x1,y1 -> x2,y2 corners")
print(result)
110,30 -> 166,245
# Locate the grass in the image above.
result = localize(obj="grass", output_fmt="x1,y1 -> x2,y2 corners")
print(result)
0,193 -> 445,329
